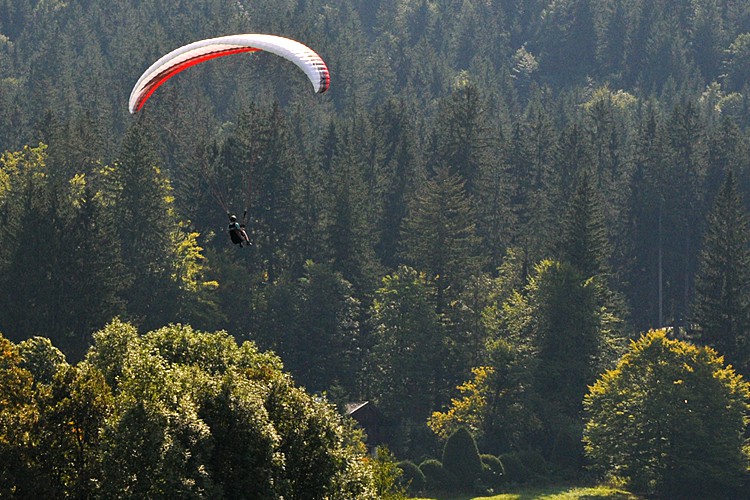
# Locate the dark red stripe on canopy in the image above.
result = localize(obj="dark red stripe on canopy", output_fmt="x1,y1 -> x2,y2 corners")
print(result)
135,47 -> 260,112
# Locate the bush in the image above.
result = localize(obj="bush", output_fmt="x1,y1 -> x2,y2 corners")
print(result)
480,454 -> 505,487
397,460 -> 426,494
498,452 -> 531,484
515,449 -> 548,477
419,459 -> 457,491
442,427 -> 483,489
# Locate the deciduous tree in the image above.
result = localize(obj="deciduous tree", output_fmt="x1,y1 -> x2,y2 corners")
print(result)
584,329 -> 750,499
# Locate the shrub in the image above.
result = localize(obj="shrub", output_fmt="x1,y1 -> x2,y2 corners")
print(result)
515,449 -> 548,477
480,454 -> 505,487
372,447 -> 407,500
419,459 -> 457,491
397,460 -> 426,494
498,452 -> 531,484
442,427 -> 483,489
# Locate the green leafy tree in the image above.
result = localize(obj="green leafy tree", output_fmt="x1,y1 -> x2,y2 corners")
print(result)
693,171 -> 750,371
85,321 -> 377,498
428,366 -> 496,440
0,334 -> 39,497
429,249 -> 540,453
34,363 -> 113,498
371,446 -> 407,500
584,329 -> 750,499
17,336 -> 66,384
83,318 -> 141,390
367,266 -> 447,450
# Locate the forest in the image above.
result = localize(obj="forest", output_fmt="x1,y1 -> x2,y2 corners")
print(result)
3,0 -> 750,498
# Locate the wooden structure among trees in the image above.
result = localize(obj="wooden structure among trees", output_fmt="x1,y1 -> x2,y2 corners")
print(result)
345,401 -> 388,449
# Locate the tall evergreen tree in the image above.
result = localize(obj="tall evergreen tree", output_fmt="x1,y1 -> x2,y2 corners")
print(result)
625,107 -> 668,330
429,82 -> 498,198
538,0 -> 598,84
370,98 -> 424,270
558,170 -> 629,349
527,258 -> 604,468
663,99 -> 708,326
400,167 -> 482,313
327,121 -> 380,296
114,124 -> 181,329
692,171 -> 750,371
557,171 -> 611,280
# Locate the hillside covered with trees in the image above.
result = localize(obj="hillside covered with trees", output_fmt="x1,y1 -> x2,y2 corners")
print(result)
3,0 -> 750,498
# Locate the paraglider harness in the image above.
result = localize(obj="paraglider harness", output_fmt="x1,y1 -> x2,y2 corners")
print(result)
227,211 -> 251,247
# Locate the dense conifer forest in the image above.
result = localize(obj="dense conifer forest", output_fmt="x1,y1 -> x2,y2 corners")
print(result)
3,1 -> 750,497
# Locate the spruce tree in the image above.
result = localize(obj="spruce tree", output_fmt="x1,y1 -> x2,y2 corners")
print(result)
693,171 -> 750,371
429,82 -> 497,198
625,107 -> 670,330
400,167 -> 482,313
370,98 -> 424,270
557,171 -> 611,280
327,121 -> 380,296
559,171 -> 629,355
114,123 -> 180,329
529,259 -> 601,416
663,99 -> 708,327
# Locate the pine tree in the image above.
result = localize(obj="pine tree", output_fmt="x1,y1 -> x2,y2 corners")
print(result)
529,259 -> 602,415
663,99 -> 708,327
327,121 -> 380,296
558,170 -> 629,348
557,171 -> 611,280
400,167 -> 482,313
693,171 -> 750,371
51,178 -> 129,357
527,258 -> 604,467
550,123 -> 594,233
538,0 -> 598,84
261,261 -> 361,395
625,107 -> 668,330
225,103 -> 300,282
114,123 -> 180,329
370,98 -> 424,270
429,82 -> 498,198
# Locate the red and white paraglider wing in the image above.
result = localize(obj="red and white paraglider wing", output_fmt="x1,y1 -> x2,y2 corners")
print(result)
128,34 -> 330,114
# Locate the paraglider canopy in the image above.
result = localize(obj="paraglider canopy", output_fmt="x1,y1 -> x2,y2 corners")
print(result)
128,34 -> 330,113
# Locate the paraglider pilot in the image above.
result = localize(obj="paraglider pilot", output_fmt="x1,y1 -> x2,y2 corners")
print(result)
227,213 -> 251,247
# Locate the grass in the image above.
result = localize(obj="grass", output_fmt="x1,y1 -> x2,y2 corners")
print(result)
411,484 -> 642,500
